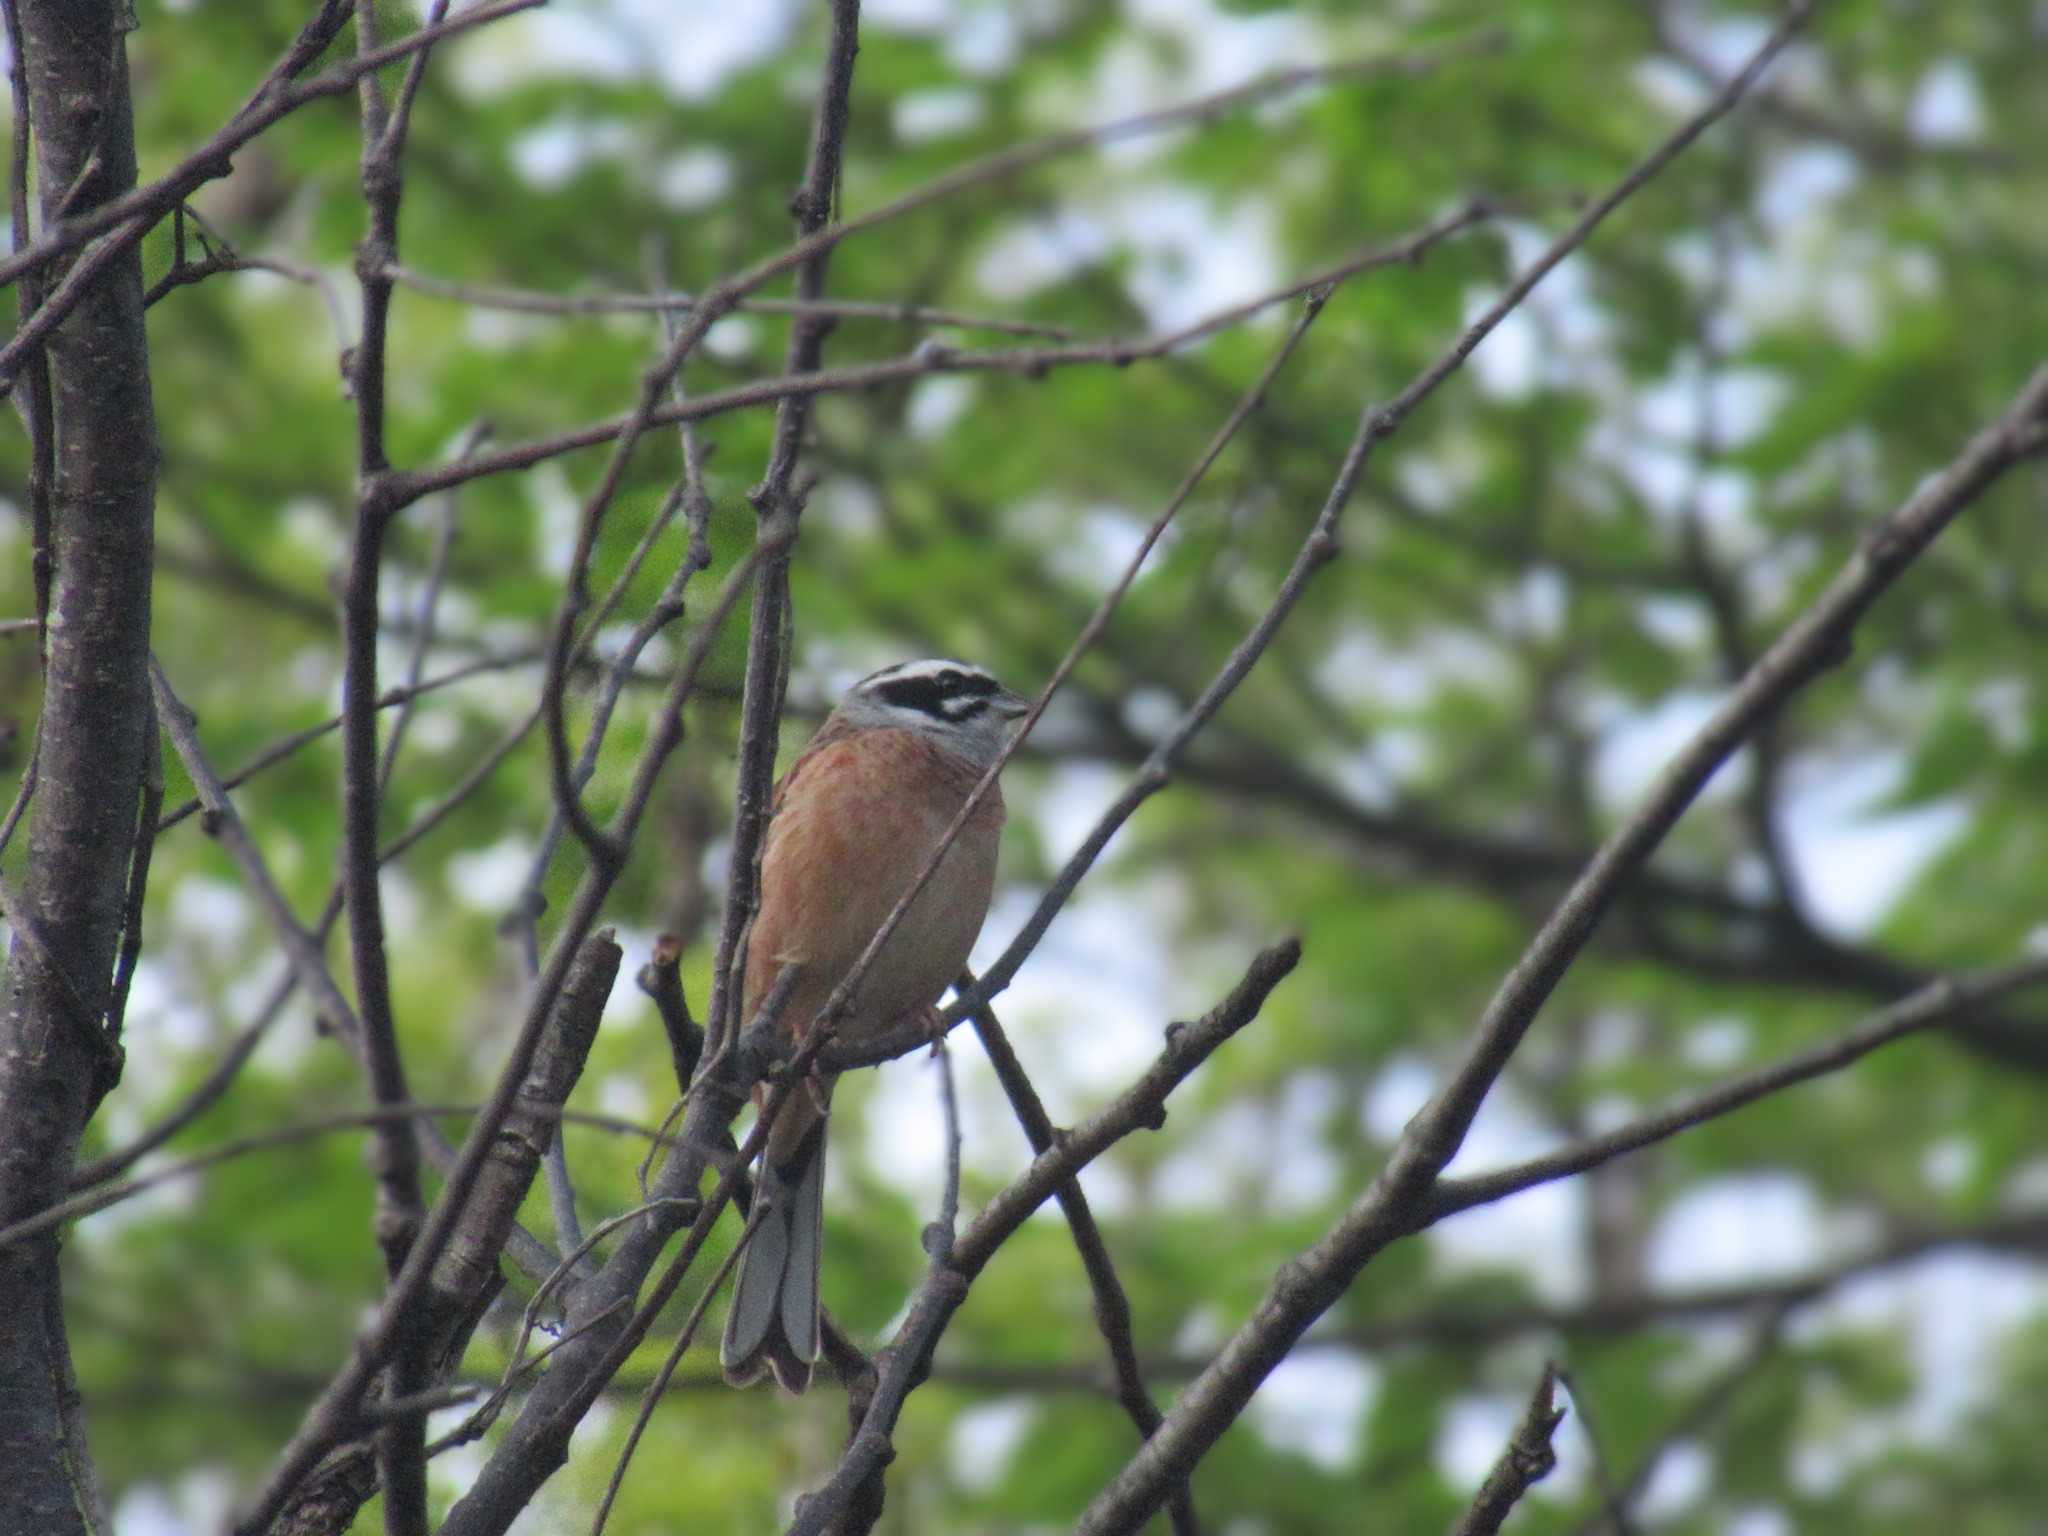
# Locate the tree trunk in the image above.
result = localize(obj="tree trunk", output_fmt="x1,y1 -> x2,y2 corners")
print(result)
0,5 -> 158,1532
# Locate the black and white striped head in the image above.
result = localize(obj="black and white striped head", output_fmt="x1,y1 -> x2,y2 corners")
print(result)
837,658 -> 1031,765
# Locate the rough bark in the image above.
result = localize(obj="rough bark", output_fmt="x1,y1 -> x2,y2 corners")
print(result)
0,5 -> 158,1533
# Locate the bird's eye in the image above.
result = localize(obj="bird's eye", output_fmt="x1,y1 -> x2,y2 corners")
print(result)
939,670 -> 966,691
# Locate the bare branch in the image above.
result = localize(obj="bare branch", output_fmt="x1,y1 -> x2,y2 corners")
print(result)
150,664 -> 362,1049
0,1 -> 544,392
0,0 -> 529,292
271,931 -> 619,1536
154,647 -> 533,835
1069,12 -> 1856,1528
232,481 -> 766,1536
812,271 -> 1338,1076
965,991 -> 1199,1536
1428,952 -> 2048,1220
701,0 -> 867,1062
785,941 -> 1301,1536
589,1201 -> 769,1536
384,262 -> 1079,339
385,202 -> 1503,510
1451,1364 -> 1565,1536
377,424 -> 482,787
638,935 -> 702,1095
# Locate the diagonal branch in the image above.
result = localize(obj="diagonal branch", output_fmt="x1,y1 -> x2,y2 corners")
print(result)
1427,951 -> 2048,1221
1075,268 -> 2048,1536
384,201 -> 1503,510
964,988 -> 1199,1536
809,274 -> 1340,1077
231,527 -> 763,1535
700,0 -> 865,1060
1452,1363 -> 1565,1536
0,0 -> 544,393
1066,9 -> 1917,1528
785,941 -> 1302,1536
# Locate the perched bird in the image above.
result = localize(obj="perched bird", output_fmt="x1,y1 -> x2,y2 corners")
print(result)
720,658 -> 1031,1392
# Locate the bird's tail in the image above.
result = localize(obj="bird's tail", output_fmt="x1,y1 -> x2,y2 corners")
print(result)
720,1126 -> 825,1392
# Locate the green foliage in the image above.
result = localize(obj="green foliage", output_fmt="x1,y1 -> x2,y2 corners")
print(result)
2,0 -> 2045,1531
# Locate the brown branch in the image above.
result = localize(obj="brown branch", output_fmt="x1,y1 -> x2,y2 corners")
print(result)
270,931 -> 619,1536
814,265 -> 1338,1077
701,0 -> 866,1062
964,988 -> 1198,1535
437,963 -> 809,1536
1427,952 -> 2048,1220
638,935 -> 701,1096
231,517 -> 766,1536
589,1200 -> 769,1536
0,1 -> 543,395
118,668 -> 571,1304
383,262 -> 1078,338
342,3 -> 438,1516
1451,1364 -> 1565,1536
784,941 -> 1301,1536
384,201 -> 1502,510
0,0 -> 529,292
419,18 -> 872,1529
527,0 -> 873,887
1070,11 -> 1846,1529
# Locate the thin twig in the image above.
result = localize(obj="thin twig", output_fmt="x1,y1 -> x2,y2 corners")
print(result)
639,935 -> 701,1094
700,0 -> 866,1066
232,530 -> 766,1536
964,987 -> 1198,1535
0,0 -> 543,391
103,699 -> 163,1053
385,262 -> 1078,338
783,942 -> 1301,1536
340,5 -> 442,1516
67,1007 -> 277,1190
385,202 -> 1504,511
154,647 -> 536,834
1427,951 -> 2048,1220
1070,13 -> 1852,1530
815,284 -> 1336,1076
589,1200 -> 769,1536
476,28 -> 1500,503
924,1035 -> 962,1261
0,725 -> 38,864
0,1098 -> 663,1253
378,422 -> 484,787
1450,1363 -> 1565,1536
150,663 -> 361,1037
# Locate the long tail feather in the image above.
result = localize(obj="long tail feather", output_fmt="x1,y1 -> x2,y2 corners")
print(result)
721,1133 -> 825,1392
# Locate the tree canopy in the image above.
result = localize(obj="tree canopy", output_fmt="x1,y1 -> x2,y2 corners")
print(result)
2,1 -> 2046,1533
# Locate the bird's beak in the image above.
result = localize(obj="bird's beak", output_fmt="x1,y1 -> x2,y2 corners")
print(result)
992,688 -> 1033,722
